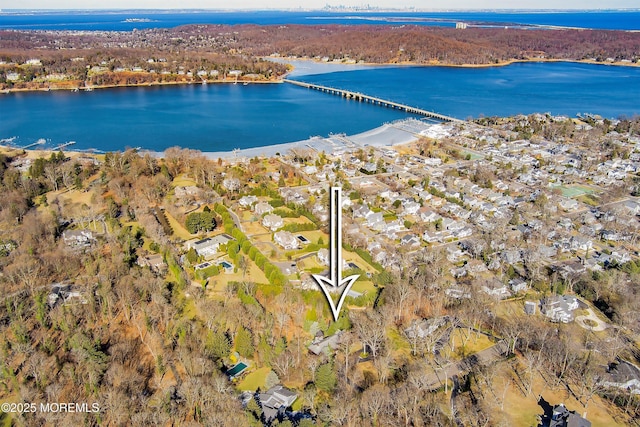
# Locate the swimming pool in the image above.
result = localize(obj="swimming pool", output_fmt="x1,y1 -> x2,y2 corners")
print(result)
227,362 -> 248,378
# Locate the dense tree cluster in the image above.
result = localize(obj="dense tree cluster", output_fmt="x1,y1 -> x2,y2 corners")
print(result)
185,209 -> 217,234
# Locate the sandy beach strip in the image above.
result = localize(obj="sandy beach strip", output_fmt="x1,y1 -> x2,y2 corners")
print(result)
186,118 -> 435,160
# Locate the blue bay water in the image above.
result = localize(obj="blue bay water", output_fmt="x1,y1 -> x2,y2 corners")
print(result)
0,10 -> 639,31
1,62 -> 639,152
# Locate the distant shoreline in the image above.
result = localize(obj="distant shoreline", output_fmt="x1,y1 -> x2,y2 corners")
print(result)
0,78 -> 282,95
2,57 -> 638,95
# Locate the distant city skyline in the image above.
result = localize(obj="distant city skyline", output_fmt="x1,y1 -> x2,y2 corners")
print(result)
3,0 -> 640,11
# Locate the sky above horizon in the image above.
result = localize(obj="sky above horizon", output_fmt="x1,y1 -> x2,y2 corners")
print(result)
2,0 -> 639,11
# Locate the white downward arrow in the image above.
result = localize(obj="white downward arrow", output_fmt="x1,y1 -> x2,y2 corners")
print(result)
312,186 -> 360,321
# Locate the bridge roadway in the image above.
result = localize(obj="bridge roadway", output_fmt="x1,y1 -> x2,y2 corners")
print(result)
283,79 -> 463,123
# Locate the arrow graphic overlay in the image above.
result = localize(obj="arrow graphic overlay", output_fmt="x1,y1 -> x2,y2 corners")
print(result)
312,187 -> 360,321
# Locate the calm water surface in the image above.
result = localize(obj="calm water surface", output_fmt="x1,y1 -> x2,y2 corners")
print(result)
1,62 -> 639,152
1,10 -> 638,31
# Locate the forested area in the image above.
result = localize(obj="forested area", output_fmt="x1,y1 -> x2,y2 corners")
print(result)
1,119 -> 640,425
2,24 -> 639,91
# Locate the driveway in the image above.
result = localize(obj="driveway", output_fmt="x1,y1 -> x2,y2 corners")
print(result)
575,308 -> 608,332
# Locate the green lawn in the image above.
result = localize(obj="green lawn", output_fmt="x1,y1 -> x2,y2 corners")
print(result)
172,175 -> 197,187
163,210 -> 196,240
236,367 -> 271,391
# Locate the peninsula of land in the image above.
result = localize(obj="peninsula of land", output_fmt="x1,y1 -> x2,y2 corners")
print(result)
2,24 -> 640,92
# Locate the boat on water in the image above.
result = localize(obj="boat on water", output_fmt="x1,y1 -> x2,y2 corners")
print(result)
84,87 -> 94,91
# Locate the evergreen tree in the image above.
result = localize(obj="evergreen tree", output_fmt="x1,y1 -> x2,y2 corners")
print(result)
235,326 -> 254,358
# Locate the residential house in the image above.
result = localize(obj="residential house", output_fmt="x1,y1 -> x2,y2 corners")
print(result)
400,234 -> 420,248
466,259 -> 488,274
258,385 -> 298,422
445,287 -> 471,299
501,249 -> 522,264
137,253 -> 167,273
239,195 -> 258,208
622,200 -> 640,216
274,231 -> 299,250
62,229 -> 96,249
312,203 -> 329,222
509,278 -> 528,293
280,188 -> 308,205
317,248 -> 329,266
262,214 -> 284,231
352,204 -> 371,219
423,230 -> 452,244
481,279 -> 511,299
405,316 -> 450,339
308,331 -> 343,356
366,212 -> 385,230
48,283 -> 88,307
174,185 -> 200,198
549,403 -> 591,427
558,198 -> 579,211
188,234 -> 232,258
541,295 -> 579,323
222,178 -> 241,192
455,226 -> 473,239
254,202 -> 274,216
600,359 -> 640,395
403,201 -> 421,216
418,207 -> 440,223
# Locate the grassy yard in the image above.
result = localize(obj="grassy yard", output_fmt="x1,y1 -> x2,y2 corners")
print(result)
172,175 -> 197,187
206,259 -> 268,292
351,280 -> 376,295
501,369 -> 627,426
236,367 -> 271,391
163,210 -> 196,240
434,328 -> 496,361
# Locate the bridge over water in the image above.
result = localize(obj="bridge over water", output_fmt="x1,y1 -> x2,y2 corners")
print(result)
283,79 -> 463,123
